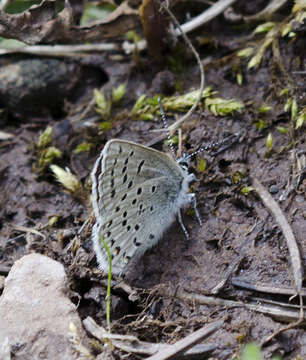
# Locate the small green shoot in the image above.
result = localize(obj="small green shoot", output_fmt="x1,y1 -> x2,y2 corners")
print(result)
253,22 -> 275,34
94,89 -> 111,120
284,97 -> 292,112
241,186 -> 254,196
248,24 -> 277,69
112,83 -> 126,103
241,343 -> 262,360
37,125 -> 52,149
279,88 -> 289,96
237,47 -> 254,58
98,121 -> 112,131
237,72 -> 243,85
205,97 -> 244,116
254,120 -> 268,130
99,235 -> 112,331
74,142 -> 92,154
276,126 -> 289,134
49,215 -> 60,227
80,2 -> 115,25
132,88 -> 214,120
163,87 -> 213,111
291,98 -> 298,121
50,165 -> 81,194
196,158 -> 206,173
266,133 -> 273,152
165,135 -> 178,146
296,107 -> 306,129
258,105 -> 271,113
37,147 -> 62,171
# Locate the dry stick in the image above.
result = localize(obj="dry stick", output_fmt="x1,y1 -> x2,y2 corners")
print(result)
13,224 -> 46,240
262,294 -> 304,346
146,320 -> 224,360
83,316 -> 219,357
0,43 -> 120,56
177,0 -> 238,35
244,0 -> 289,22
252,178 -> 304,344
173,290 -> 305,323
232,277 -> 306,297
160,2 -> 205,134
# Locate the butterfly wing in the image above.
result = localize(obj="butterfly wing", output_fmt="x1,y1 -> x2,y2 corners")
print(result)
91,140 -> 185,275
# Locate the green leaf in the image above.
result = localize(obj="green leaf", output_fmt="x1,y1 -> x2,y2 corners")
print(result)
50,164 -> 80,193
295,108 -> 306,129
254,120 -> 268,130
266,133 -> 273,152
74,142 -> 92,154
205,97 -> 244,116
165,135 -> 178,146
94,89 -> 111,120
276,126 -> 289,134
253,22 -> 275,34
112,83 -> 126,103
284,97 -> 292,112
291,99 -> 298,120
241,186 -> 254,196
196,158 -> 206,173
37,126 -> 52,149
237,47 -> 254,58
241,343 -> 262,360
80,3 -> 115,25
98,122 -> 112,131
258,104 -> 271,113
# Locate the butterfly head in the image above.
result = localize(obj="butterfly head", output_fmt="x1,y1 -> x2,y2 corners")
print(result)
177,151 -> 190,171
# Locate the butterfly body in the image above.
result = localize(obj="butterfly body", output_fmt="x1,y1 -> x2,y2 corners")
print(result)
91,139 -> 198,275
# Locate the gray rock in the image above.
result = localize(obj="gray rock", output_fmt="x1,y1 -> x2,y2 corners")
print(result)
0,253 -> 89,360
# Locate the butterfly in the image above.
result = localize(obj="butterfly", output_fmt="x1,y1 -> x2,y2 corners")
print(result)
91,138 -> 201,275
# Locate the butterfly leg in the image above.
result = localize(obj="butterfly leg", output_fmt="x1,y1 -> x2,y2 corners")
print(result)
178,209 -> 190,240
192,194 -> 202,225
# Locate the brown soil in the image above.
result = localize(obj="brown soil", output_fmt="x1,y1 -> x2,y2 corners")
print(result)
0,3 -> 305,359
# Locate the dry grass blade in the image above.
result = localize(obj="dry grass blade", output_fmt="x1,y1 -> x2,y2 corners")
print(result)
145,320 -> 223,360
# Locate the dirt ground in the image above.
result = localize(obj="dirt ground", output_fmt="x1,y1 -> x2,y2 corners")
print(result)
0,1 -> 305,359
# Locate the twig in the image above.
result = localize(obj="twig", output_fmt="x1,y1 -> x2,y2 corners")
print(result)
83,316 -> 218,357
244,0 -> 289,23
160,2 -> 205,134
252,178 -> 303,294
262,293 -> 304,346
176,0 -> 238,35
232,277 -> 306,297
12,225 -> 46,240
146,320 -> 223,360
0,43 -> 120,57
173,290 -> 306,323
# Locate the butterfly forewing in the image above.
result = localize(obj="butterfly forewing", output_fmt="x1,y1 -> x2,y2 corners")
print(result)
91,140 -> 185,275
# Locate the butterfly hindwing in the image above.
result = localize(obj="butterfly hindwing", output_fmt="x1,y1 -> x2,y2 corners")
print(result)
91,140 -> 185,275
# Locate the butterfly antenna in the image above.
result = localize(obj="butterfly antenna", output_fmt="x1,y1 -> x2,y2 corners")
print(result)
158,97 -> 176,158
185,132 -> 241,161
